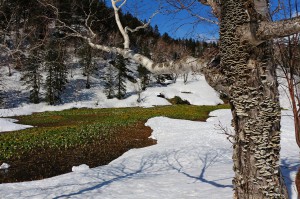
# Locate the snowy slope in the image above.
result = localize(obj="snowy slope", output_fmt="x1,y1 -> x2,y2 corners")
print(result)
0,71 -> 222,118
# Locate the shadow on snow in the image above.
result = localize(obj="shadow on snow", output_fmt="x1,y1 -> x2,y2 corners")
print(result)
53,148 -> 233,198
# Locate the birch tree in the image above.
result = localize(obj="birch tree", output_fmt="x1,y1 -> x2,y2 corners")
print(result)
38,0 -> 300,198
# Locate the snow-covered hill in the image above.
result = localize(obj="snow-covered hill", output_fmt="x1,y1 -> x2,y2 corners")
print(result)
0,67 -> 298,198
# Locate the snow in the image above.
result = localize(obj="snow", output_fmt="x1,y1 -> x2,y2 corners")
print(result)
0,109 -> 298,198
278,70 -> 292,110
0,110 -> 234,199
0,68 -> 299,198
0,118 -> 32,132
141,75 -> 223,106
72,164 -> 90,172
0,72 -> 222,119
0,163 -> 10,170
281,111 -> 299,198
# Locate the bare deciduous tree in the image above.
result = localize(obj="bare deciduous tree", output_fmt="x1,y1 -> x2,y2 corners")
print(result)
275,0 -> 300,148
0,1 -> 49,76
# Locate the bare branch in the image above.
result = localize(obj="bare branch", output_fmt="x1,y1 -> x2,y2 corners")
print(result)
81,0 -> 97,38
215,122 -> 235,144
111,0 -> 130,49
165,0 -> 218,24
118,0 -> 128,10
36,0 -> 205,75
38,0 -> 94,39
198,0 -> 220,19
125,10 -> 159,33
37,0 -> 59,16
179,0 -> 218,24
85,37 -> 206,74
257,16 -> 300,41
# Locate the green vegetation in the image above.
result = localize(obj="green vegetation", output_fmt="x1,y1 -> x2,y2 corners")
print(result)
0,105 -> 229,161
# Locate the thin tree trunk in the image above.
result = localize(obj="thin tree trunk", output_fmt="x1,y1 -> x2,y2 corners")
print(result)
220,0 -> 288,198
287,75 -> 300,148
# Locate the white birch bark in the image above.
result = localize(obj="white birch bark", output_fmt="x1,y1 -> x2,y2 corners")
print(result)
87,38 -> 206,74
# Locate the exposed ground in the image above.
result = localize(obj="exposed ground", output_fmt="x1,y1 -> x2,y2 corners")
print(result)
0,122 -> 155,183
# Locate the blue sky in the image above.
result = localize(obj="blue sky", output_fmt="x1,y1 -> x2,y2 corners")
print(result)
104,0 -> 299,41
106,0 -> 219,40
270,0 -> 299,20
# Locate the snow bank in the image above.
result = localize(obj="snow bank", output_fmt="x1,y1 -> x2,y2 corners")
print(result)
0,118 -> 32,133
72,164 -> 90,172
0,163 -> 10,170
139,74 -> 223,106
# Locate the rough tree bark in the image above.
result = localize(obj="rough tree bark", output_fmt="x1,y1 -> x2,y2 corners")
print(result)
217,0 -> 291,198
200,0 -> 300,198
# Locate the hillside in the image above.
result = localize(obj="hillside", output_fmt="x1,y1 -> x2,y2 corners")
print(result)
0,0 -> 217,108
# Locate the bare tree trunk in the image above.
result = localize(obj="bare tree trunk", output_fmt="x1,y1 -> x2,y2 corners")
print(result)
296,167 -> 300,197
220,0 -> 288,198
183,73 -> 188,84
7,64 -> 12,76
286,73 -> 300,147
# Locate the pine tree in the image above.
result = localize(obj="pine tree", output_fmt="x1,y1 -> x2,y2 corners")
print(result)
153,25 -> 160,37
23,52 -> 42,104
45,40 -> 68,105
104,63 -> 116,99
114,54 -> 127,99
137,65 -> 150,90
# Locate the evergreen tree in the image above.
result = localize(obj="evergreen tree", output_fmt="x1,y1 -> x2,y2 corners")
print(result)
153,25 -> 160,37
23,52 -> 42,103
137,65 -> 150,90
45,40 -> 68,105
104,63 -> 116,99
140,43 -> 151,58
114,54 -> 127,99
